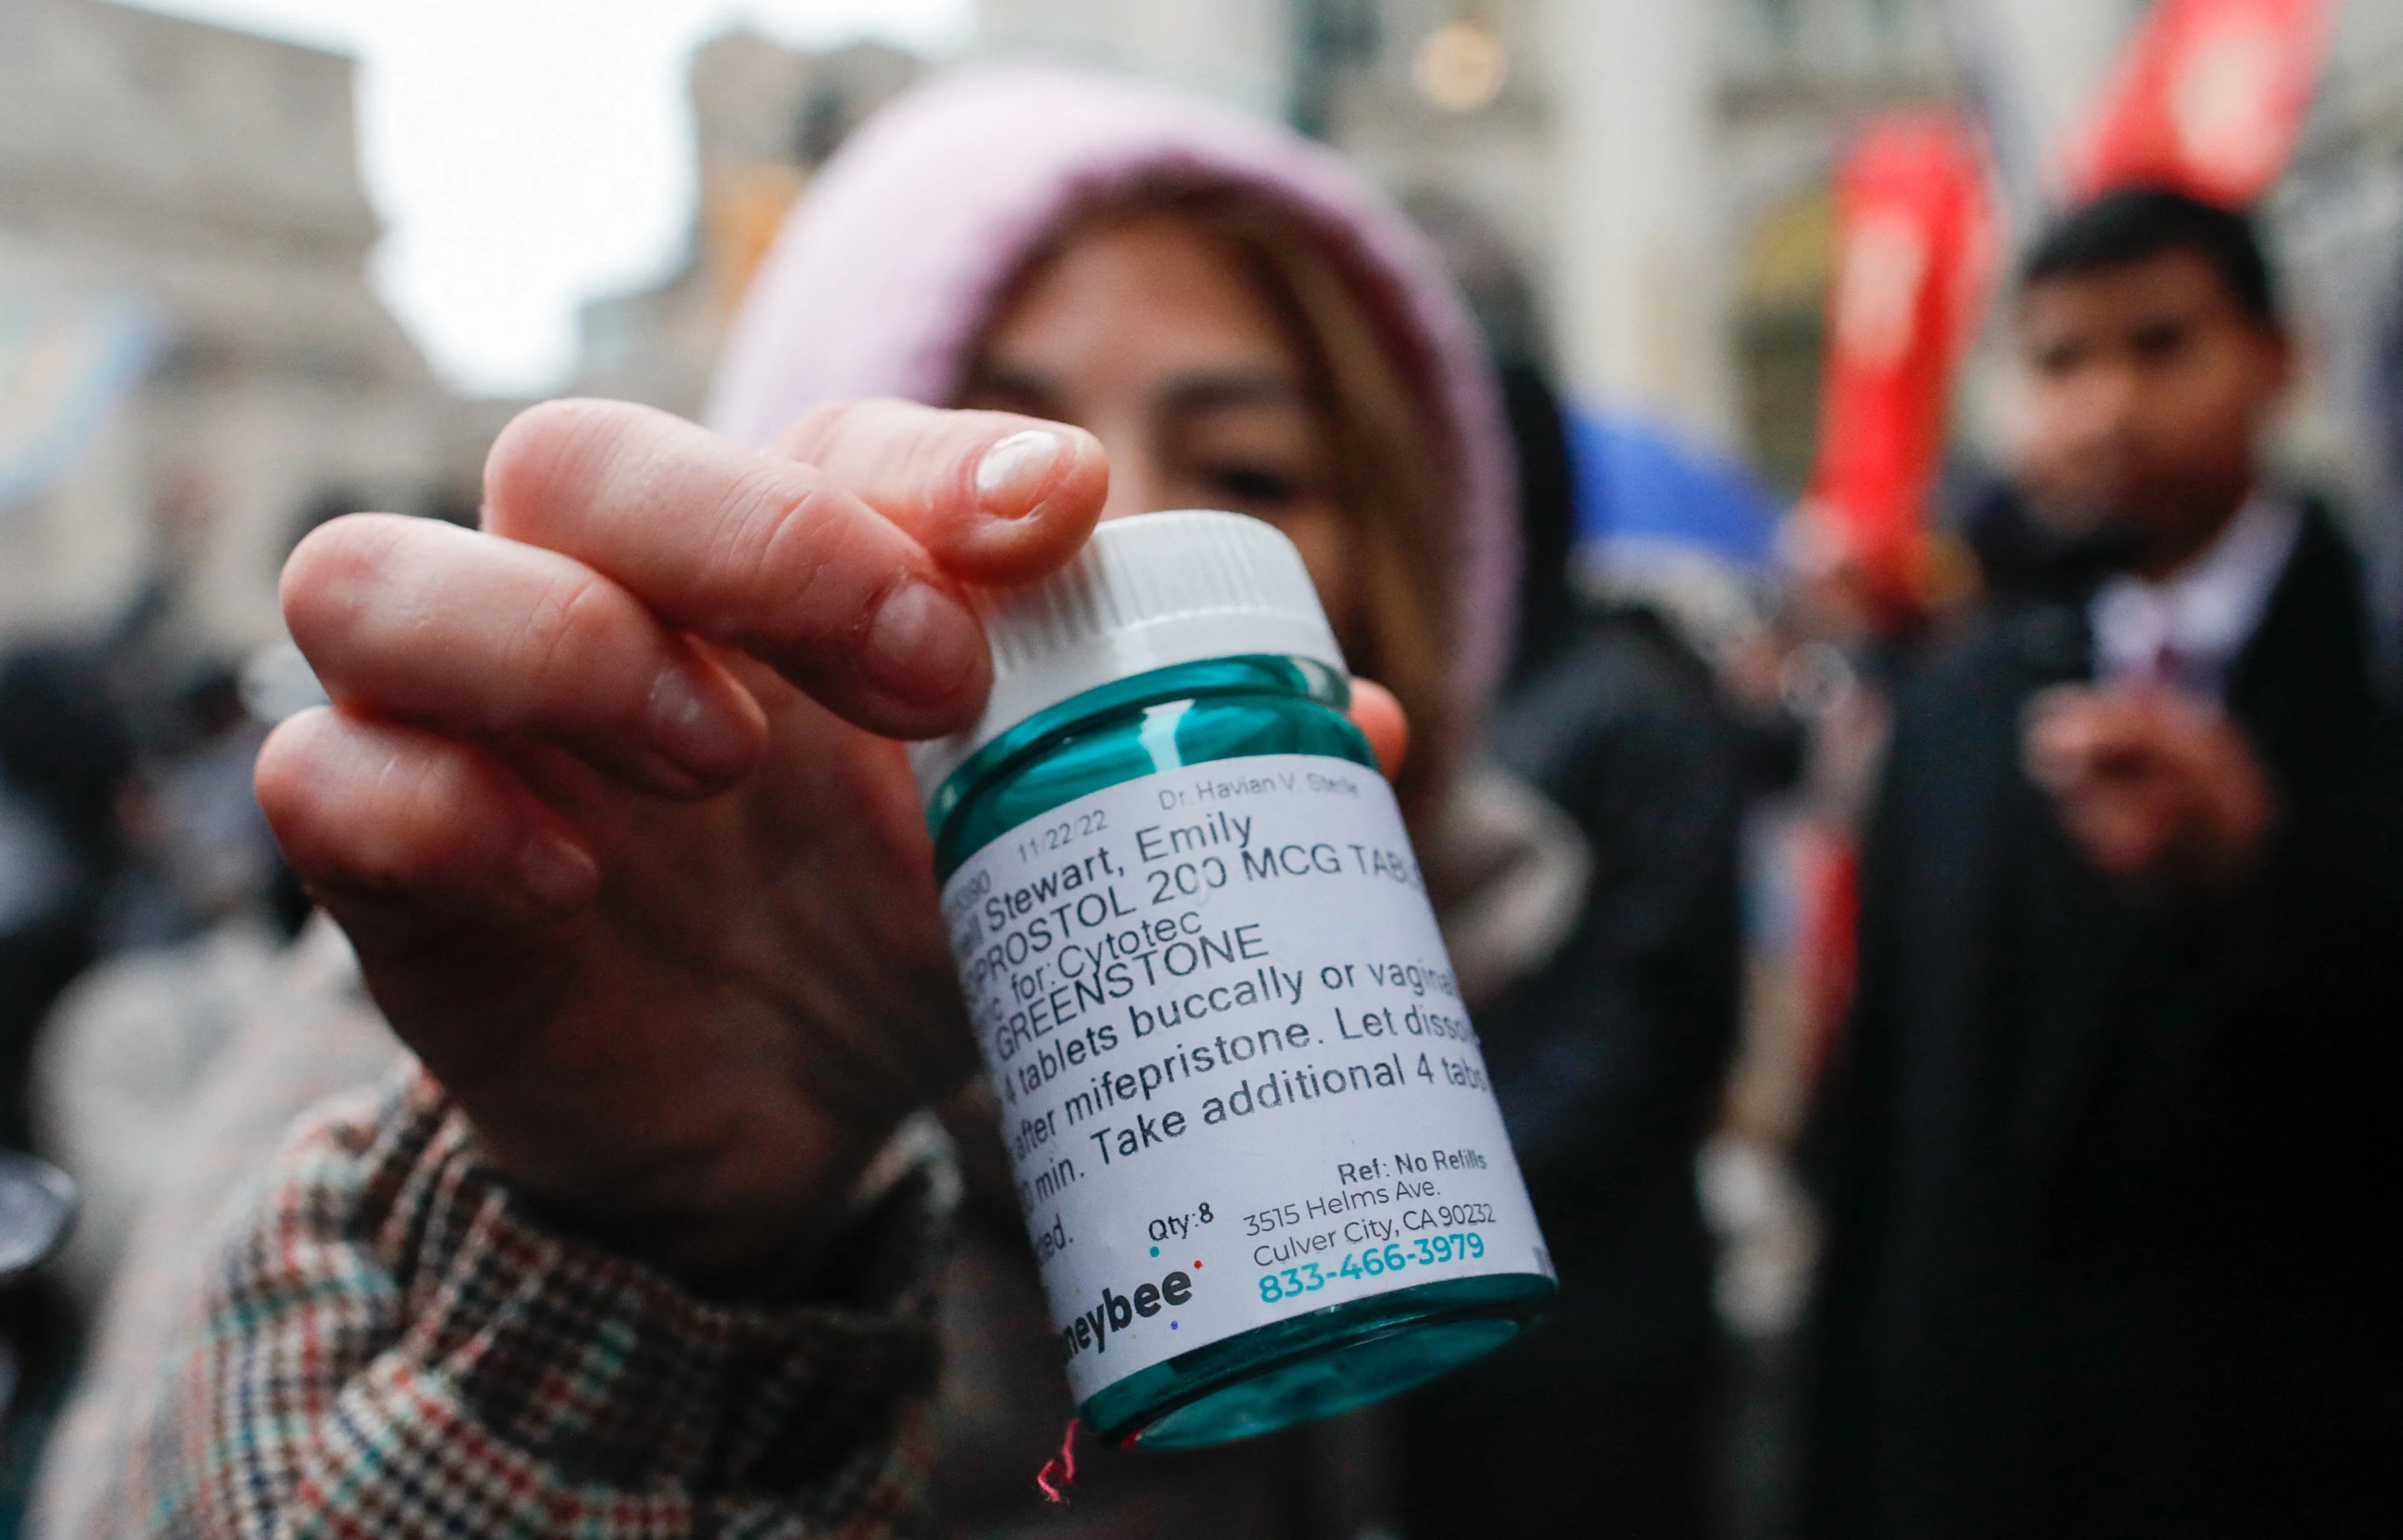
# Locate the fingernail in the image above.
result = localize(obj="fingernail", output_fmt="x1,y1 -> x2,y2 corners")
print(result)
862,579 -> 982,703
511,830 -> 598,915
974,430 -> 1064,516
645,665 -> 752,783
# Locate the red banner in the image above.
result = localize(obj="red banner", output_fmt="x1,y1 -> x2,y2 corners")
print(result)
2058,0 -> 2334,208
1802,113 -> 1999,621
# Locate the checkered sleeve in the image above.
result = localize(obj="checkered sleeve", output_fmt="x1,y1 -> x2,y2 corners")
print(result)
115,1065 -> 951,1539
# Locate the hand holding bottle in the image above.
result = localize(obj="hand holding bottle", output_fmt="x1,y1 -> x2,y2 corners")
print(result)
260,399 -> 1406,1289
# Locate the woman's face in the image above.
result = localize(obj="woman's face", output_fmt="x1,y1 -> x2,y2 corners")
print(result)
958,211 -> 1361,641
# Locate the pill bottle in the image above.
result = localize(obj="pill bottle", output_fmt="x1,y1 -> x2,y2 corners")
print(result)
917,509 -> 1554,1449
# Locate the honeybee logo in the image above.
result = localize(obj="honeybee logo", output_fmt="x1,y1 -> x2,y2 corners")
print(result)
1059,1266 -> 1195,1361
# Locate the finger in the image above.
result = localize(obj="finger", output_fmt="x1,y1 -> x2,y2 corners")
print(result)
2076,696 -> 2207,782
1347,678 -> 1409,781
2062,789 -> 2177,875
2023,706 -> 2099,794
2122,689 -> 2235,776
257,707 -> 599,924
285,514 -> 768,797
770,400 -> 1107,586
2023,689 -> 2165,789
2022,686 -> 2093,778
483,400 -> 991,738
2021,684 -> 2090,727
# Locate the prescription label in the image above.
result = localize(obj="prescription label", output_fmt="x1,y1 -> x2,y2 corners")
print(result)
941,752 -> 1552,1401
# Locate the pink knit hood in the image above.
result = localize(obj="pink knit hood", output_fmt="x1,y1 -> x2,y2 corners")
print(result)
706,62 -> 1519,710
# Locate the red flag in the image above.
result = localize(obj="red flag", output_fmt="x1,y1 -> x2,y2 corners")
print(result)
2059,0 -> 2334,209
1802,113 -> 1999,622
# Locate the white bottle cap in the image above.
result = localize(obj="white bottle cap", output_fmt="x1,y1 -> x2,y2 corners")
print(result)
908,509 -> 1347,805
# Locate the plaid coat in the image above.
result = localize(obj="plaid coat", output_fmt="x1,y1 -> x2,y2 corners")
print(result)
34,925 -> 952,1539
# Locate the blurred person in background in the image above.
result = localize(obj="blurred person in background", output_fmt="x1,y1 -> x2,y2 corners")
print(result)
30,63 -> 1738,1539
1401,193 -> 1747,1540
0,643 -> 131,1526
25,496 -> 364,1327
30,650 -> 317,1319
2,566 -> 317,1520
0,646 -> 135,1153
1800,187 -> 2403,1539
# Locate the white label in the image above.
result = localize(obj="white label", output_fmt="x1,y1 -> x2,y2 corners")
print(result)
941,752 -> 1552,1403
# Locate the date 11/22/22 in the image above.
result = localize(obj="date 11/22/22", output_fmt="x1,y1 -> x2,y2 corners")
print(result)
1259,1231 -> 1488,1302
1016,807 -> 1110,864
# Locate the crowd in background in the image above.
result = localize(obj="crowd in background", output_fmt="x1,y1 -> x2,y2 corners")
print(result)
1,25 -> 2399,1540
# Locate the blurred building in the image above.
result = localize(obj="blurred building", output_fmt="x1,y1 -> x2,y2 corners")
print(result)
978,0 -> 1295,117
0,0 -> 485,661
572,35 -> 927,421
1294,0 -> 2143,490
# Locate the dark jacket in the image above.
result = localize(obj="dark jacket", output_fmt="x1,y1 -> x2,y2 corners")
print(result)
1486,610 -> 1745,1291
1405,608 -> 1745,1540
1802,504 -> 2403,1539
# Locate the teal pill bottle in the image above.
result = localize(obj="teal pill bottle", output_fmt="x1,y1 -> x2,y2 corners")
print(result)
915,509 -> 1556,1449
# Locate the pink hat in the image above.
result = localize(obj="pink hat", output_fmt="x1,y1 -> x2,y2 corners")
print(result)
706,62 -> 1520,711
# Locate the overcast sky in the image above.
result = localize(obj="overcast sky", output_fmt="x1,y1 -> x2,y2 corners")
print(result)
122,0 -> 972,397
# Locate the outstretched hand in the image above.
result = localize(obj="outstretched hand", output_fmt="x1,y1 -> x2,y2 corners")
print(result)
2021,682 -> 2273,886
260,399 -> 1403,1287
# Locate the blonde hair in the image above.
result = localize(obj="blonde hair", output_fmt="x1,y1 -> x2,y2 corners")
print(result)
968,182 -> 1466,816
